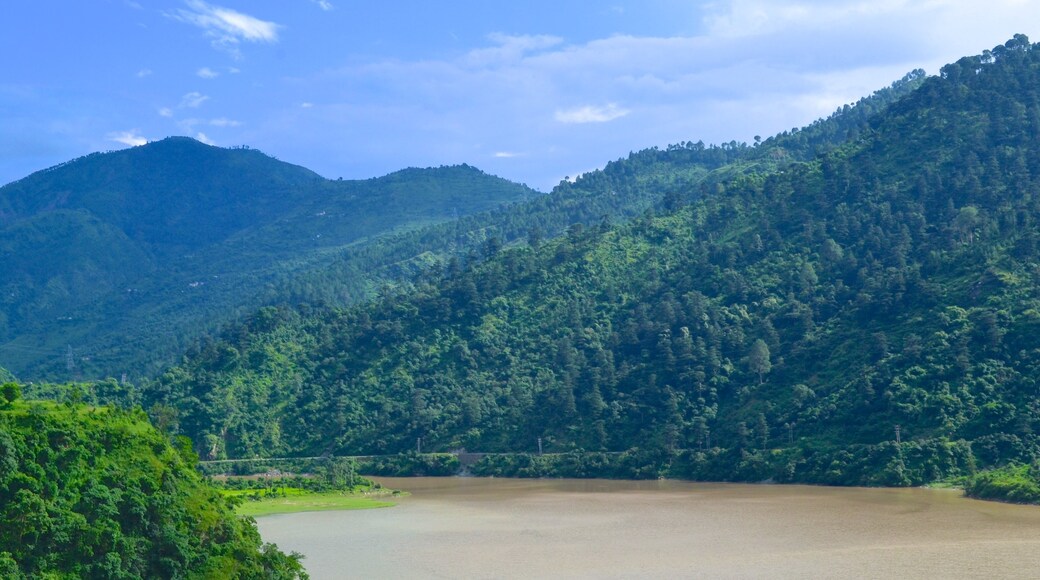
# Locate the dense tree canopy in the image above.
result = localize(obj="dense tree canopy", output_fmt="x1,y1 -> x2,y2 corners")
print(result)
0,401 -> 307,578
140,38 -> 1040,490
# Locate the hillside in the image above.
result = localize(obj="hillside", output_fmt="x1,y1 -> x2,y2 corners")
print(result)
0,392 -> 306,578
0,68 -> 925,383
147,36 -> 1040,486
0,139 -> 536,379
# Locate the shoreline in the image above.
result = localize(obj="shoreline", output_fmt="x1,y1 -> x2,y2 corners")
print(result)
238,489 -> 401,517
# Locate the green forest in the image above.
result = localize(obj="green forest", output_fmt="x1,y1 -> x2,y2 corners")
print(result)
0,70 -> 924,382
0,385 -> 307,578
0,143 -> 537,380
7,33 -> 1040,579
130,36 -> 1040,491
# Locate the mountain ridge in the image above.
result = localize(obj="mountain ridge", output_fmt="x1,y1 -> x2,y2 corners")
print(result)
0,139 -> 538,378
142,36 -> 1040,488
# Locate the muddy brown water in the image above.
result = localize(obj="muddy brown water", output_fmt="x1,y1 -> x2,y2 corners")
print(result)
255,477 -> 1040,579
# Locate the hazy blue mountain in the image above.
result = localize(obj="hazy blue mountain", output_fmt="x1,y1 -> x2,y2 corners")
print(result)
0,137 -> 537,379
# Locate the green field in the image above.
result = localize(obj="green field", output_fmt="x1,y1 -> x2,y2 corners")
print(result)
231,488 -> 399,517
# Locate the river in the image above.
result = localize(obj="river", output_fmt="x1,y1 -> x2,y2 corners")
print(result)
256,477 -> 1040,579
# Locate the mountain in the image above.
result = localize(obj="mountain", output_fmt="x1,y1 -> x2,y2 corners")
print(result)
0,395 -> 306,578
0,138 -> 537,379
147,36 -> 1040,487
1,68 -> 926,382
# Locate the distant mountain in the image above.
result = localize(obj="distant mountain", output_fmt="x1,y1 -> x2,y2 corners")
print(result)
150,36 -> 1040,487
0,137 -> 537,379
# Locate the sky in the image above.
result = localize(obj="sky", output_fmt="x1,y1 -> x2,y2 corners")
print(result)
3,1 -> 1040,191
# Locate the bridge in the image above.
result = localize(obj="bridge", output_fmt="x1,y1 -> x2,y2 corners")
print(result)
196,450 -> 632,469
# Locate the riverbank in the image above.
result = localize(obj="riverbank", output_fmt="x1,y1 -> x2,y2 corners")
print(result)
234,489 -> 399,517
964,464 -> 1040,505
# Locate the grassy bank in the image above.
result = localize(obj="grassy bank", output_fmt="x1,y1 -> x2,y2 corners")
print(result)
964,464 -> 1040,505
235,489 -> 398,517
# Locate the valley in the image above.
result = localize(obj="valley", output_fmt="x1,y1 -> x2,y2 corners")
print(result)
5,30 -> 1040,579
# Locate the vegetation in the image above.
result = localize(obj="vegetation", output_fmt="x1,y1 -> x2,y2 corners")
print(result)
0,398 -> 307,578
965,464 -> 1040,504
0,140 -> 537,380
133,37 -> 1040,498
1,70 -> 924,383
232,491 -> 395,518
211,463 -> 400,517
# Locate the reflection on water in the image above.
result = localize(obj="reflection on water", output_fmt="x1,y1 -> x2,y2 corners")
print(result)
257,477 -> 1040,579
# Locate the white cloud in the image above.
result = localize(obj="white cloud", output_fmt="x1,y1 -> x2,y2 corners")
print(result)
171,0 -> 280,54
197,67 -> 219,79
312,0 -> 334,11
158,107 -> 174,117
555,104 -> 630,124
228,67 -> 241,74
196,132 -> 216,145
300,102 -> 314,108
209,117 -> 241,127
136,69 -> 152,78
245,1 -> 1040,191
108,130 -> 148,147
179,92 -> 210,108
494,151 -> 522,158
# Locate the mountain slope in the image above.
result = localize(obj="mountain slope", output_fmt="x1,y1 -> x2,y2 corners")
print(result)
0,69 -> 924,381
0,137 -> 324,255
0,139 -> 536,379
150,37 -> 1040,486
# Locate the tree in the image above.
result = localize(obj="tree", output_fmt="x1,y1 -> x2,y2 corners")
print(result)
748,339 -> 772,384
756,413 -> 770,449
954,206 -> 979,244
0,383 -> 19,407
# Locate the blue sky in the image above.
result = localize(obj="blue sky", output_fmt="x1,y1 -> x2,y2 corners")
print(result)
3,1 -> 1040,191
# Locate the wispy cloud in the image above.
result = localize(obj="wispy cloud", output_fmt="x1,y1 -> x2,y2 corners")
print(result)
179,92 -> 210,108
108,130 -> 148,147
170,0 -> 280,55
197,67 -> 219,79
196,132 -> 216,145
136,69 -> 153,78
494,151 -> 523,158
209,117 -> 241,127
158,107 -> 174,117
555,104 -> 630,124
300,102 -> 314,108
311,0 -> 334,11
465,33 -> 563,66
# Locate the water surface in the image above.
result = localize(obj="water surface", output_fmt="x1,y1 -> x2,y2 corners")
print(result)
257,477 -> 1040,579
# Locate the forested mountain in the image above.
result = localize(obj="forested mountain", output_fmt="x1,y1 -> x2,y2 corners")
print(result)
149,36 -> 1040,486
0,138 -> 536,379
0,67 -> 925,383
0,392 -> 306,578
